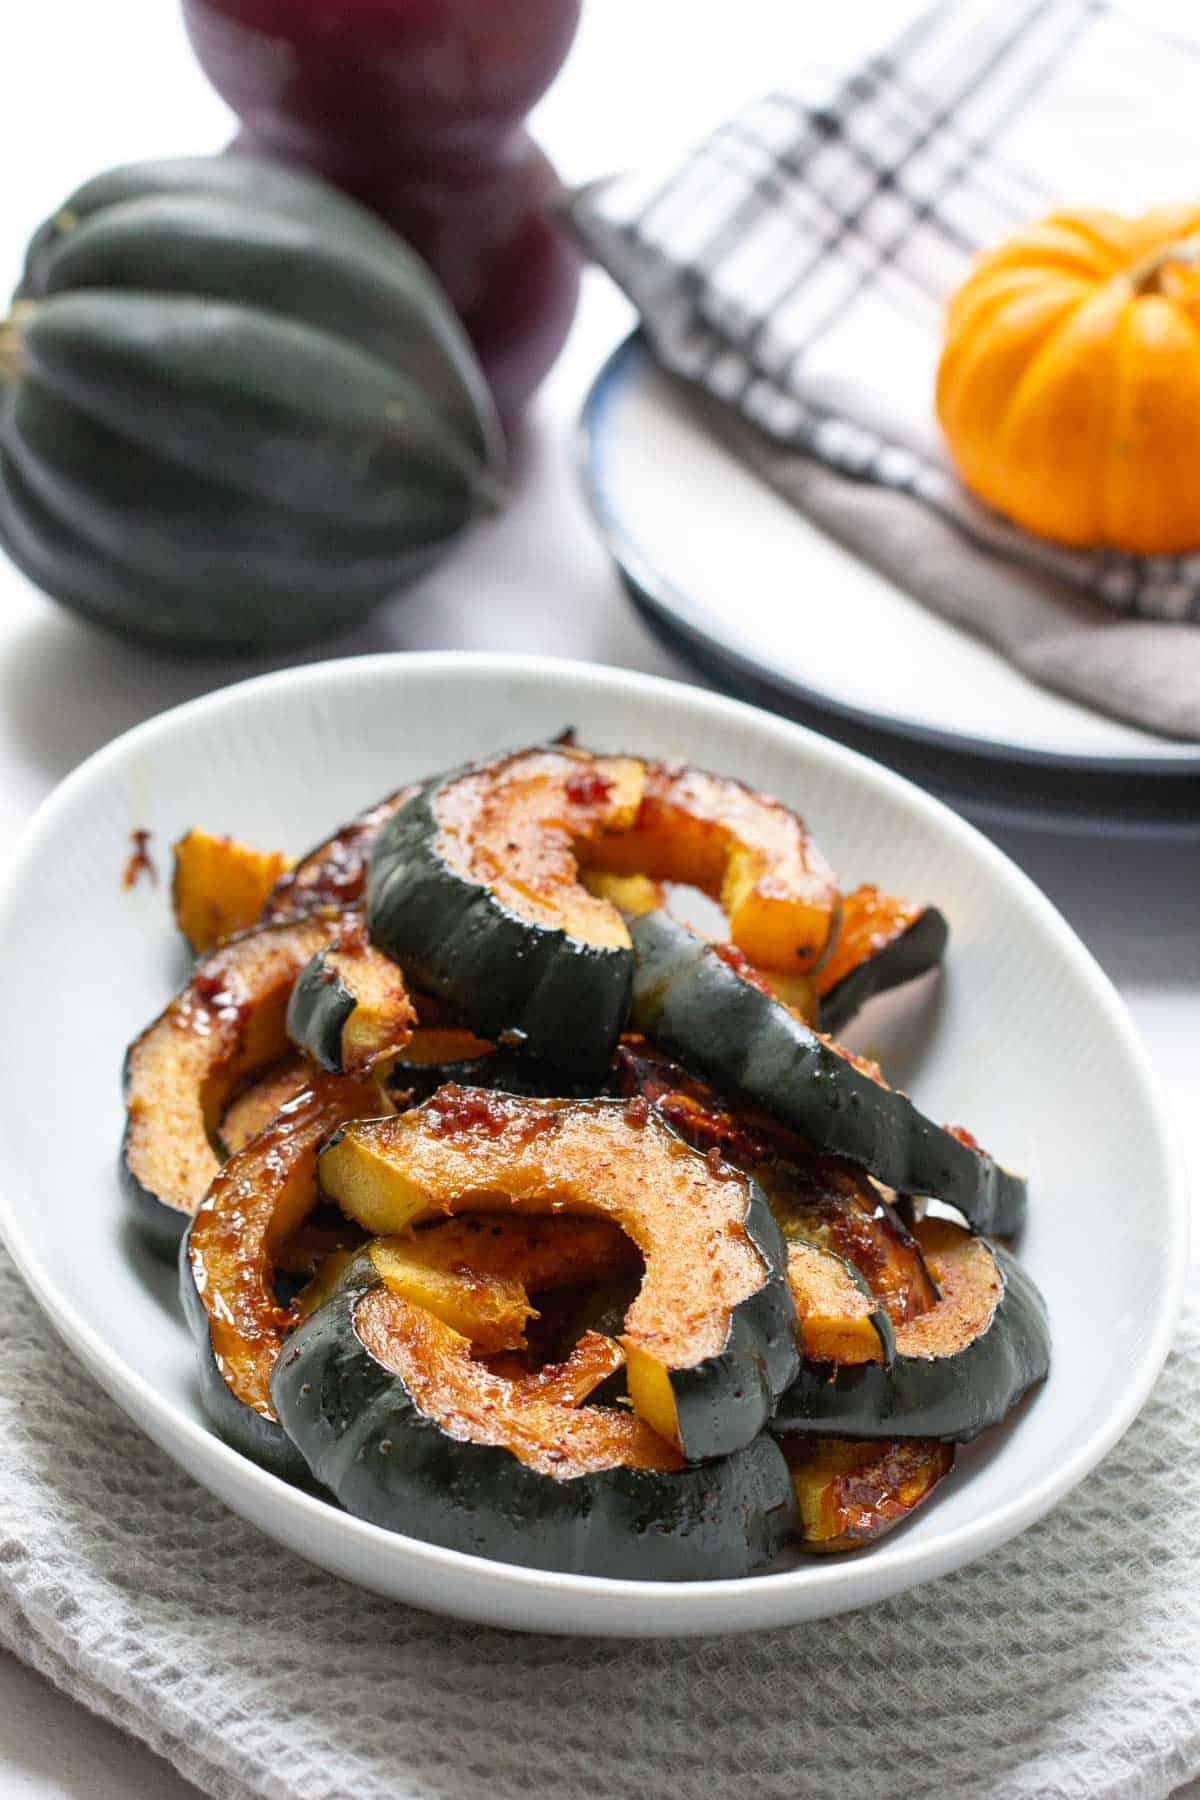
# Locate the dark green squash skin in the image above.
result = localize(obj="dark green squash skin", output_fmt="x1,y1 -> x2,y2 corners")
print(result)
668,1172 -> 799,1460
628,910 -> 1026,1236
5,382 -> 453,612
2,155 -> 503,648
367,771 -> 634,1083
818,906 -> 950,1034
286,948 -> 364,1075
17,159 -> 501,467
271,1258 -> 799,1579
0,444 -> 430,648
177,1217 -> 310,1483
774,1242 -> 1049,1442
321,1093 -> 799,1463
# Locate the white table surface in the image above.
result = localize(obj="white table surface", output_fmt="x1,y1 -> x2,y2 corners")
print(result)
1,2 -> 1196,1793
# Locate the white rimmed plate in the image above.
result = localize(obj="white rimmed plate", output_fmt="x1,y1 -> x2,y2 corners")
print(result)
581,337 -> 1200,835
0,652 -> 1186,1635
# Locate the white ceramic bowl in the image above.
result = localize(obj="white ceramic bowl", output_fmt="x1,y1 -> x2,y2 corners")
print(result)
0,653 -> 1186,1636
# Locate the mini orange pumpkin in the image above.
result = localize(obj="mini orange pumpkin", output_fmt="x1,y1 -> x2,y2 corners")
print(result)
936,205 -> 1200,553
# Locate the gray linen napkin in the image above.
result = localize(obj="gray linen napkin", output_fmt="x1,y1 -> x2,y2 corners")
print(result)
710,392 -> 1200,742
572,0 -> 1200,740
2,1242 -> 1199,1800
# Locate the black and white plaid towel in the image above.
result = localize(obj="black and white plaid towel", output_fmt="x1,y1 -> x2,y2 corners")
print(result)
574,0 -> 1200,740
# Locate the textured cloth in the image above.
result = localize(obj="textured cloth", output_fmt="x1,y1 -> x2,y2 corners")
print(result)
573,0 -> 1200,738
2,1242 -> 1198,1800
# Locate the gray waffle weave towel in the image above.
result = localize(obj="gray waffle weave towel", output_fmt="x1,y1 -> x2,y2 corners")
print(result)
2,1245 -> 1198,1799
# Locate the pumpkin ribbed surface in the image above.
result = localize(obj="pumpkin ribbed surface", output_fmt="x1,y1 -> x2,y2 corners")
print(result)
937,204 -> 1200,552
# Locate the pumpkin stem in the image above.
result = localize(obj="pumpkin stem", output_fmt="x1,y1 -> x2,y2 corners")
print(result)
0,301 -> 34,381
1128,236 -> 1200,295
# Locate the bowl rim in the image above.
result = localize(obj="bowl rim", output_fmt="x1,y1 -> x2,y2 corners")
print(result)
0,649 -> 1188,1627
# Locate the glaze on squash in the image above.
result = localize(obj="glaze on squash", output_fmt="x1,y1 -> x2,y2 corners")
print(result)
122,915 -> 335,1254
816,886 -> 948,1033
787,1241 -> 895,1366
367,749 -> 644,1078
287,926 -> 416,1074
613,1036 -> 937,1327
262,787 -> 416,923
180,1071 -> 387,1477
271,1252 -> 799,1579
581,759 -> 838,974
366,1216 -> 639,1355
218,1055 -> 312,1156
318,1087 -> 798,1460
785,1437 -> 954,1552
628,908 -> 1027,1236
774,1218 -> 1050,1442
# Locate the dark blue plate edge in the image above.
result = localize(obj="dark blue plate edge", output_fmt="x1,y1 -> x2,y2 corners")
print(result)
577,333 -> 1200,837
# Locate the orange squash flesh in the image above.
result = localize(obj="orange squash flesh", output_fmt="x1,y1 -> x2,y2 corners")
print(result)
172,829 -> 292,953
613,1037 -> 938,1326
295,926 -> 418,1073
187,1073 -> 388,1420
815,885 -> 925,999
583,761 -> 839,975
319,1087 -> 784,1455
124,916 -> 334,1225
483,1331 -> 626,1406
386,1024 -> 496,1067
787,1241 -> 887,1364
434,747 -> 644,949
430,749 -> 837,976
770,1161 -> 938,1328
894,1218 -> 1003,1360
367,1215 -> 639,1356
355,1286 -> 683,1478
321,1092 -> 770,1382
219,1055 -> 312,1155
580,868 -> 665,916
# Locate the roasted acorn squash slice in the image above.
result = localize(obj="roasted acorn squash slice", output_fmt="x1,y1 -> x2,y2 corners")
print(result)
816,886 -> 948,1033
367,748 -> 644,1080
787,1242 -> 895,1366
172,829 -> 291,953
180,1071 -> 386,1478
582,759 -> 839,974
773,1218 -> 1050,1442
366,1216 -> 638,1355
218,1055 -> 311,1156
122,916 -> 334,1254
613,1036 -> 938,1327
287,926 -> 416,1074
628,908 -> 1027,1236
262,786 -> 416,923
271,1251 -> 799,1579
784,1437 -> 955,1552
318,1087 -> 799,1461
185,1077 -> 637,1479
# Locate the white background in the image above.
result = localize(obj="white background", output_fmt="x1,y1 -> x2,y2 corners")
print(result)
0,1 -> 1196,1792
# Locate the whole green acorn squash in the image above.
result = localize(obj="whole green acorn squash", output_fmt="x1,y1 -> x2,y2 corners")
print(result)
0,156 -> 504,647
